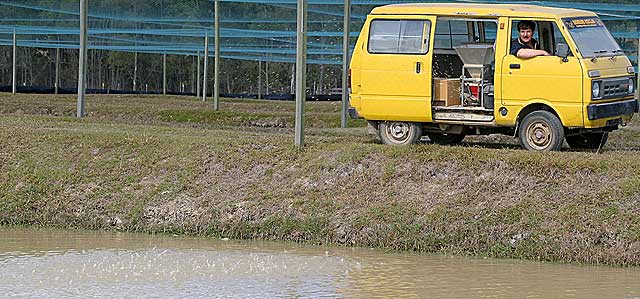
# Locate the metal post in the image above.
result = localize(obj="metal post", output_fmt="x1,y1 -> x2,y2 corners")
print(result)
12,29 -> 16,94
213,0 -> 220,110
258,59 -> 262,100
196,51 -> 201,97
163,53 -> 167,95
295,0 -> 307,148
55,48 -> 61,94
341,0 -> 351,128
77,0 -> 88,118
133,52 -> 138,92
637,38 -> 639,100
290,64 -> 295,94
203,35 -> 209,101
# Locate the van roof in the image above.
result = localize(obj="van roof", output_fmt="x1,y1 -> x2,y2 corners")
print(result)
370,3 -> 596,19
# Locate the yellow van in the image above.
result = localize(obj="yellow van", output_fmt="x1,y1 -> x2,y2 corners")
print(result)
348,3 -> 638,151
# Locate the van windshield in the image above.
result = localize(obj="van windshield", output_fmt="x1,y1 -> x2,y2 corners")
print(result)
563,17 -> 622,58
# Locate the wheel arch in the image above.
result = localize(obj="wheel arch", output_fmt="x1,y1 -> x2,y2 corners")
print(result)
516,102 -> 563,135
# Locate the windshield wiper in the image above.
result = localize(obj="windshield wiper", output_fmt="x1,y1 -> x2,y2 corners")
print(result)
591,50 -> 613,62
607,49 -> 625,61
611,49 -> 625,56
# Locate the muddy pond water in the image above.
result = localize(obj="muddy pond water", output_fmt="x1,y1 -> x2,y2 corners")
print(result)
1,227 -> 639,298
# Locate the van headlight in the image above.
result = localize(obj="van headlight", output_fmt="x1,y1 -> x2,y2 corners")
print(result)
629,78 -> 634,94
592,81 -> 601,99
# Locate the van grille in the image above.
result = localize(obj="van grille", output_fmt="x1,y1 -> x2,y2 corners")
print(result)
602,78 -> 631,99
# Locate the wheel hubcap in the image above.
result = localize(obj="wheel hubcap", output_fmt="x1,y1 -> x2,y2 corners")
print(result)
386,122 -> 411,143
526,122 -> 552,150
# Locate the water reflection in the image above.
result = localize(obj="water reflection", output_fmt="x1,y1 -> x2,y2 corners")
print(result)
1,227 -> 639,298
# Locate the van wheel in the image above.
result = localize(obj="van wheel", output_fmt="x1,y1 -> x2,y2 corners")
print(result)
566,132 -> 608,151
378,122 -> 422,145
519,111 -> 564,151
427,133 -> 465,145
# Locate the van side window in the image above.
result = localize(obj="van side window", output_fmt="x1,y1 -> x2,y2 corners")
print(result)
368,20 -> 430,54
552,23 -> 573,56
435,20 -> 468,49
434,19 -> 497,49
477,22 -> 498,44
510,20 -> 573,57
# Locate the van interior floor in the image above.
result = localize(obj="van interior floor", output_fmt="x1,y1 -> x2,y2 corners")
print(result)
433,105 -> 494,122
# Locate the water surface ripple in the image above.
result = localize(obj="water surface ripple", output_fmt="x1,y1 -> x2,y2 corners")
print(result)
1,227 -> 639,298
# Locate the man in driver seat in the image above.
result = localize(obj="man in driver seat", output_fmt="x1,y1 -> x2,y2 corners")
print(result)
511,20 -> 550,58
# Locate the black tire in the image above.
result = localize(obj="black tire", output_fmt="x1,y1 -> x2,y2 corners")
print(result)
378,122 -> 422,145
518,110 -> 564,151
427,133 -> 466,145
566,132 -> 608,151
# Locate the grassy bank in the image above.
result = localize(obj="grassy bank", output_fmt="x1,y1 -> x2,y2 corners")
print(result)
1,93 -> 640,266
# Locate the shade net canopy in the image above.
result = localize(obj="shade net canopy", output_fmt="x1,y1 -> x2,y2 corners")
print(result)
0,0 -> 638,65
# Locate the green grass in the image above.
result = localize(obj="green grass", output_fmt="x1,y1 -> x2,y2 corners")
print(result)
0,93 -> 366,129
2,93 -> 640,266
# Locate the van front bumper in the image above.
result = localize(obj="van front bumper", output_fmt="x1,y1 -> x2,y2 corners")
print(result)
587,98 -> 638,120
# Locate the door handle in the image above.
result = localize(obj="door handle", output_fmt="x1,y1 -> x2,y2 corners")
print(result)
416,62 -> 421,74
509,64 -> 521,69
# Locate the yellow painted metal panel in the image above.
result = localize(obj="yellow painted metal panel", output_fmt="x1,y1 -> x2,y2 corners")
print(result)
349,30 -> 366,112
500,55 -> 584,126
358,15 -> 436,122
581,57 -> 633,79
499,18 -> 583,127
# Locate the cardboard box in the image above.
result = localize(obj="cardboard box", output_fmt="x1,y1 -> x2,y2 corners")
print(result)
434,78 -> 461,106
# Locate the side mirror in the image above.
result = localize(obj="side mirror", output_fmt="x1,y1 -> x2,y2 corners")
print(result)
556,43 -> 570,61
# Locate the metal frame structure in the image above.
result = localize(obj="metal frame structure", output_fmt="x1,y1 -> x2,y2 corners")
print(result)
214,0 -> 221,110
295,0 -> 307,147
77,0 -> 88,118
12,29 -> 16,95
203,35 -> 209,102
341,0 -> 351,128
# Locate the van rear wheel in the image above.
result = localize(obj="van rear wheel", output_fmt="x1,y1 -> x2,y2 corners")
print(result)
519,111 -> 564,151
566,132 -> 608,151
378,122 -> 422,145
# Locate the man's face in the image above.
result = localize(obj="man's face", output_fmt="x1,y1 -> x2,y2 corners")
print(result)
519,28 -> 533,43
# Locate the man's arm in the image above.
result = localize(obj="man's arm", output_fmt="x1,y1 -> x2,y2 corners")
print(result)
516,48 -> 550,58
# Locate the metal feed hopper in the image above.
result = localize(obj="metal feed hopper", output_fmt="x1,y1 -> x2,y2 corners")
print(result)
453,44 -> 495,78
